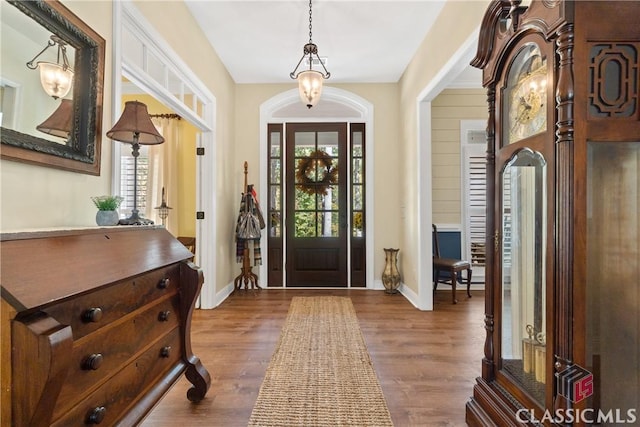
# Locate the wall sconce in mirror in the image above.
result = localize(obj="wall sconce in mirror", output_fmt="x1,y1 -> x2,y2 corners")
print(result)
36,99 -> 72,139
0,0 -> 105,175
26,35 -> 74,99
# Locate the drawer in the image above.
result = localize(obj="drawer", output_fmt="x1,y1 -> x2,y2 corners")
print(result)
53,295 -> 181,419
51,327 -> 183,427
43,264 -> 181,340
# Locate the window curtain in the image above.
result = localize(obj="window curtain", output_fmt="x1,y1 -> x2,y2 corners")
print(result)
145,117 -> 181,235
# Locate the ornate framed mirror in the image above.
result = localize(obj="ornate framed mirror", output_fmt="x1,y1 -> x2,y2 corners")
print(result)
1,0 -> 105,175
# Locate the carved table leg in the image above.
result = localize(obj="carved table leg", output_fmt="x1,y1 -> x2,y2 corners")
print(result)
180,262 -> 211,402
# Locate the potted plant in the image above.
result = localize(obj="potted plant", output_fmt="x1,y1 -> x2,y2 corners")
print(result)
91,195 -> 124,226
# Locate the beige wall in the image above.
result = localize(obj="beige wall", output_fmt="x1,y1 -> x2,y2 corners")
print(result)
431,88 -> 486,224
398,0 -> 490,295
130,1 -> 238,292
234,83 -> 401,280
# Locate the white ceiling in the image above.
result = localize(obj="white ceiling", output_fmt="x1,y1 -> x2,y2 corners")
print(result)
184,0 -> 482,87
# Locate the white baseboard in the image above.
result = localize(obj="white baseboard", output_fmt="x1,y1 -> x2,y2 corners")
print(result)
398,282 -> 421,309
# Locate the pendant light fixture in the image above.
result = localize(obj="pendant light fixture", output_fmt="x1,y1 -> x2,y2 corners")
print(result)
26,35 -> 74,100
290,0 -> 330,109
154,187 -> 173,226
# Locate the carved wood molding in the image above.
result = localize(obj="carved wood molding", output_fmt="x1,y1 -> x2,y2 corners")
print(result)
588,43 -> 639,118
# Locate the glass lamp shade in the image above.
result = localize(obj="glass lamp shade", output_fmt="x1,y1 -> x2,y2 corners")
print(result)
107,101 -> 165,145
297,70 -> 324,109
37,62 -> 74,99
36,99 -> 73,138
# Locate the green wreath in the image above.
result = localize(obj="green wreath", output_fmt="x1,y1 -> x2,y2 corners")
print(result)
296,150 -> 339,196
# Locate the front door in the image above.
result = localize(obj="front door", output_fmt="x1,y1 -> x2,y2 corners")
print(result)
285,123 -> 347,287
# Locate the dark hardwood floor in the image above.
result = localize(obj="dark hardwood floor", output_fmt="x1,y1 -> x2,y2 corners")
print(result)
141,289 -> 485,427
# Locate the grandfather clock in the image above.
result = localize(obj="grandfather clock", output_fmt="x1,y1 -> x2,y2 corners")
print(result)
466,1 -> 640,425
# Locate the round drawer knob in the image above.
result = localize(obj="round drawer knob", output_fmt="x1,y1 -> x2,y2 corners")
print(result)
158,278 -> 170,289
160,346 -> 172,358
158,310 -> 171,322
82,353 -> 104,371
82,307 -> 103,323
87,406 -> 106,424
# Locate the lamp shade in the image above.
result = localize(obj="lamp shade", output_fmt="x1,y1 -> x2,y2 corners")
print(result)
106,101 -> 164,145
38,62 -> 73,99
297,70 -> 324,109
36,99 -> 73,138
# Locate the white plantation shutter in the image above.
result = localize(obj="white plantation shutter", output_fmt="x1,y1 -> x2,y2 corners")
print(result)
468,152 -> 486,267
462,126 -> 487,279
119,146 -> 150,215
502,173 -> 512,269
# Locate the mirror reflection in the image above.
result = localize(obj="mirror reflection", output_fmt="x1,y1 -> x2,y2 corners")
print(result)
1,0 -> 75,145
0,0 -> 104,175
501,148 -> 547,404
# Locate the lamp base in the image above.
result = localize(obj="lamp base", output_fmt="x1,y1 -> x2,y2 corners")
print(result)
118,209 -> 154,226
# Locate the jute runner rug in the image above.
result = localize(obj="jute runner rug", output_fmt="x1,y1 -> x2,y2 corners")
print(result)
248,296 -> 394,427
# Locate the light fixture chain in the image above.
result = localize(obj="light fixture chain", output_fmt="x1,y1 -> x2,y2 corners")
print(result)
308,0 -> 313,43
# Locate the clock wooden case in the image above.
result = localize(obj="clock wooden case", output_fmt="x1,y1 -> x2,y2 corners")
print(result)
466,1 -> 640,425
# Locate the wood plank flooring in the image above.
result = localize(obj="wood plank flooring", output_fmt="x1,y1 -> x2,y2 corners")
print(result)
141,289 -> 485,427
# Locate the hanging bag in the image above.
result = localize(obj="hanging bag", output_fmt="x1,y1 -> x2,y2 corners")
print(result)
248,185 -> 266,230
236,192 -> 262,240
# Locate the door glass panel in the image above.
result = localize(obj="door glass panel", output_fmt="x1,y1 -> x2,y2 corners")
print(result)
269,186 -> 281,210
318,131 -> 339,153
294,132 -> 315,156
294,134 -> 340,238
501,148 -> 547,405
294,186 -> 315,210
295,212 -> 316,237
270,131 -> 281,156
351,128 -> 365,241
269,133 -> 283,230
318,211 -> 339,237
353,158 -> 363,183
586,141 -> 640,421
315,187 -> 339,211
325,186 -> 339,210
269,212 -> 281,238
353,186 -> 363,210
270,159 -> 281,183
353,132 -> 363,156
267,124 -> 284,285
353,212 -> 364,237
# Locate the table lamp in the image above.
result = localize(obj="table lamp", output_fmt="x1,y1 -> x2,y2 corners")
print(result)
107,101 -> 164,225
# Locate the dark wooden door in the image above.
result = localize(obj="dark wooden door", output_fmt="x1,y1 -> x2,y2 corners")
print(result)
285,123 -> 347,287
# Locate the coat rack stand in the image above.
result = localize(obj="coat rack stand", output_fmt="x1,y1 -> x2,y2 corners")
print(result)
234,161 -> 260,291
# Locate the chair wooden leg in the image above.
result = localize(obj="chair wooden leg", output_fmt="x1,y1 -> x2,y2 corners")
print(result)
450,268 -> 457,304
433,269 -> 440,293
466,268 -> 472,298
